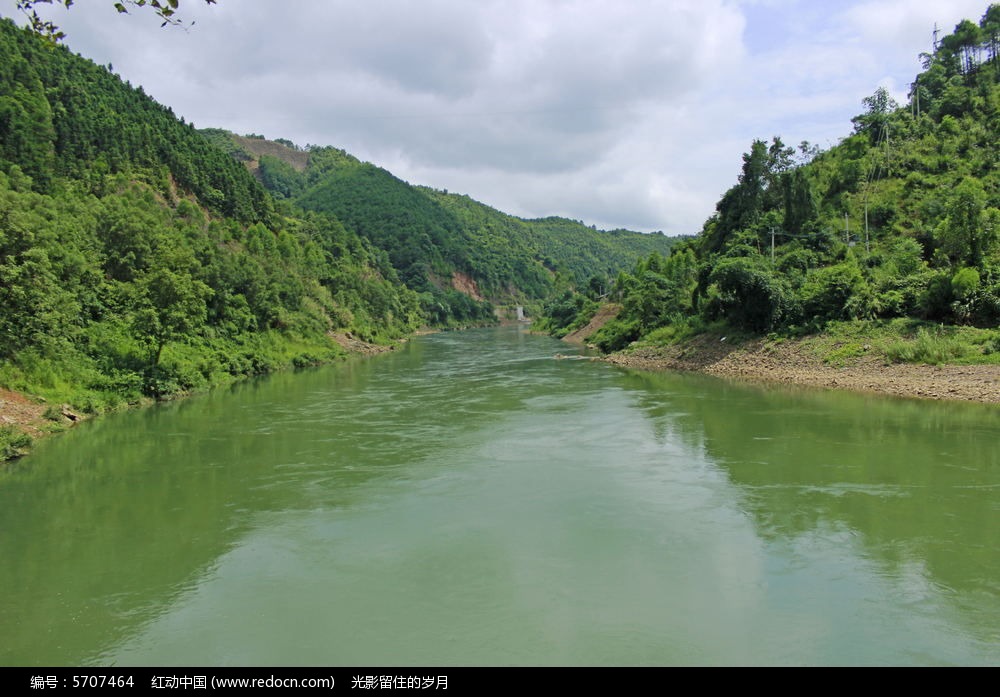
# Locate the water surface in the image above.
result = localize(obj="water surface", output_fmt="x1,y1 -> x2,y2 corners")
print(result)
2,327 -> 997,666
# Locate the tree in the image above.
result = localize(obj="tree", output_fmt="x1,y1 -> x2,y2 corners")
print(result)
950,19 -> 984,75
782,169 -> 816,236
852,87 -> 899,143
702,139 -> 769,255
133,247 -> 212,368
982,4 -> 1000,67
937,178 -> 999,268
707,256 -> 788,332
15,0 -> 217,41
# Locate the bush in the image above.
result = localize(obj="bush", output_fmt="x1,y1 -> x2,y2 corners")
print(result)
0,426 -> 32,460
591,318 -> 641,353
951,267 -> 980,300
801,261 -> 865,322
707,257 -> 789,332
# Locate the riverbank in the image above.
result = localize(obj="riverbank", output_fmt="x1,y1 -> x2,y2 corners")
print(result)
0,334 -> 404,462
602,333 -> 1000,404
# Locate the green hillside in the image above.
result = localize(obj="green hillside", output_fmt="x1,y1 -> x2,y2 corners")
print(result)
555,6 -> 1000,360
0,23 -> 270,223
421,190 -> 679,296
521,216 -> 679,287
0,18 -> 421,458
216,134 -> 678,319
295,147 -> 491,324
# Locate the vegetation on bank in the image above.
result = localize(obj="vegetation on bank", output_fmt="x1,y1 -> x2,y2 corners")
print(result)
619,317 -> 1000,368
543,7 -> 1000,367
0,18 -> 421,422
0,424 -> 31,460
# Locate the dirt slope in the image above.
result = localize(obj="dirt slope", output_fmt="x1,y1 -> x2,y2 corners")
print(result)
562,304 -> 621,344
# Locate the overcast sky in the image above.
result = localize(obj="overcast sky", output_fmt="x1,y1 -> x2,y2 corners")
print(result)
5,0 -> 996,234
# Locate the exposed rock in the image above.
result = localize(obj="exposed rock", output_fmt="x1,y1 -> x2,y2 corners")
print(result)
0,389 -> 48,439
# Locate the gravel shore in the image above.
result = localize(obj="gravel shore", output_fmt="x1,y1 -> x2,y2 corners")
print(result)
602,334 -> 1000,404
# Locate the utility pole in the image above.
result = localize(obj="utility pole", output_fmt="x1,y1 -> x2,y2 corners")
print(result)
770,227 -> 776,263
885,121 -> 891,176
864,206 -> 870,253
844,213 -> 849,245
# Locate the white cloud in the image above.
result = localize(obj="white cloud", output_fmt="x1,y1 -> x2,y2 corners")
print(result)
3,0 -> 996,234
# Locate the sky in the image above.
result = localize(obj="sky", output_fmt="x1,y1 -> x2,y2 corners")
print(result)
4,0 -> 996,235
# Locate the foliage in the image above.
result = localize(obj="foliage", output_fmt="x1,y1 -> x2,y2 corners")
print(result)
706,256 -> 790,332
0,18 -> 269,221
16,0 -> 217,41
296,149 -> 471,294
885,326 -> 974,364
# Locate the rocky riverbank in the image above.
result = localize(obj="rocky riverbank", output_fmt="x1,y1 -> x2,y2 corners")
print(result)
603,334 -> 1000,404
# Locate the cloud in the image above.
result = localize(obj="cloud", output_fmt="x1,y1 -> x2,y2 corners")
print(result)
7,0 -> 997,234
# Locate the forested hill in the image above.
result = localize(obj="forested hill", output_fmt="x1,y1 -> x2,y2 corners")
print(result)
0,17 -> 426,445
206,131 -> 678,314
552,6 -> 1000,359
0,22 -> 269,223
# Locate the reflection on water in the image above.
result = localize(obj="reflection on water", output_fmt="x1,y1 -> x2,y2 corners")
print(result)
1,327 -> 997,666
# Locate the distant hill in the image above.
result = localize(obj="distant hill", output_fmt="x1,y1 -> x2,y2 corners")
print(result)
424,190 -> 678,295
210,131 -> 679,315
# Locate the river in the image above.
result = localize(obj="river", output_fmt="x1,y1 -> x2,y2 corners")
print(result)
1,326 -> 997,666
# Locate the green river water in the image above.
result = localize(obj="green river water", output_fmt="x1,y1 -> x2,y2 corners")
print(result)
1,326 -> 998,666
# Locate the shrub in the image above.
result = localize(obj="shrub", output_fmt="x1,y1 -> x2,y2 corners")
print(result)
707,257 -> 789,332
0,426 -> 32,460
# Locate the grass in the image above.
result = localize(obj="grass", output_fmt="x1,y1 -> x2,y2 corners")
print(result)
793,319 -> 1000,366
634,317 -> 755,351
885,325 -> 1000,365
885,327 -> 971,364
631,317 -> 1000,367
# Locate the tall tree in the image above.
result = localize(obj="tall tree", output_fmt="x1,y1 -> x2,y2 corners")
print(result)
704,139 -> 769,255
981,4 -> 1000,66
937,178 -> 999,269
952,19 -> 984,75
852,87 -> 899,143
782,169 -> 816,237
